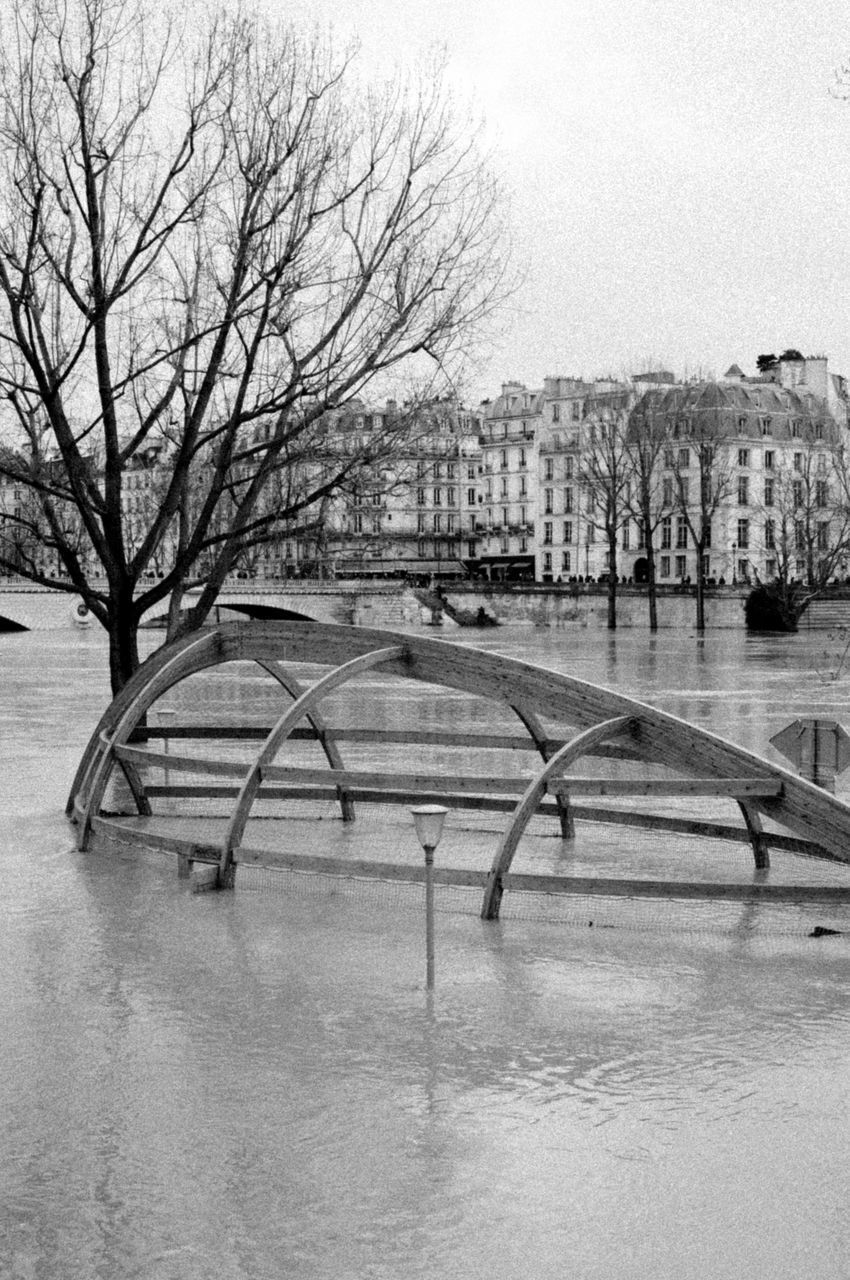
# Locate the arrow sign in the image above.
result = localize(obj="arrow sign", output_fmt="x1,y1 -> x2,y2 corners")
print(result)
770,718 -> 850,783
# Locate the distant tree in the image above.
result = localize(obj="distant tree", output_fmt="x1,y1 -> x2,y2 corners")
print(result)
0,0 -> 509,692
756,353 -> 778,373
579,391 -> 631,629
751,440 -> 850,626
779,348 -> 804,363
671,425 -> 735,631
624,390 -> 676,630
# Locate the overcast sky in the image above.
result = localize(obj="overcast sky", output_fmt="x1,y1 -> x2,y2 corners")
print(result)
276,0 -> 850,399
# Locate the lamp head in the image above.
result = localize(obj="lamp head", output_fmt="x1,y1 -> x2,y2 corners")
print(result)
410,804 -> 448,849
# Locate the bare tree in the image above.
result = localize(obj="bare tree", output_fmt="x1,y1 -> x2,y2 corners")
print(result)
750,441 -> 850,627
579,390 -> 631,629
0,0 -> 509,691
671,428 -> 734,632
624,390 -> 674,630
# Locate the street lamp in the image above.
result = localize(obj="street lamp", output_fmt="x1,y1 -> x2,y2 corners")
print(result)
410,805 -> 448,990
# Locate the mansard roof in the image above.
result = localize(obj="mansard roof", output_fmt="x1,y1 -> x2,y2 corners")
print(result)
632,379 -> 837,443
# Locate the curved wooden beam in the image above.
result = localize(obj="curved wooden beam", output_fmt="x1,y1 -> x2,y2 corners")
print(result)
738,800 -> 770,870
218,645 -> 407,886
256,659 -> 355,822
481,715 -> 635,920
75,631 -> 223,850
512,703 -> 574,838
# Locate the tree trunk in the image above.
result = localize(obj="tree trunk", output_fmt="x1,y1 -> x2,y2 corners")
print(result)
695,551 -> 706,632
107,596 -> 141,695
646,542 -> 658,631
607,536 -> 617,630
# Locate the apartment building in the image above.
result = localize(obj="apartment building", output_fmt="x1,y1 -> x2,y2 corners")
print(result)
474,382 -> 541,579
626,355 -> 850,587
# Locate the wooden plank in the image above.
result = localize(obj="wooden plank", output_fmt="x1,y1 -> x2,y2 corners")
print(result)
482,716 -> 635,919
88,816 -> 850,902
220,644 -> 407,884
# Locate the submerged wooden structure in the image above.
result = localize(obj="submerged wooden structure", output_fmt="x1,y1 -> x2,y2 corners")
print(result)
68,620 -> 850,915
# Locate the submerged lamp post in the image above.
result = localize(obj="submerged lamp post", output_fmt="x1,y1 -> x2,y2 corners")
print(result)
410,805 -> 448,990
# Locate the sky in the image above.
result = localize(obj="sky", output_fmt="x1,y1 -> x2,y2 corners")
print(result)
251,1 -> 850,398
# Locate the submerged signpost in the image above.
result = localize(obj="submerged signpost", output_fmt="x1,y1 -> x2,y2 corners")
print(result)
770,719 -> 850,793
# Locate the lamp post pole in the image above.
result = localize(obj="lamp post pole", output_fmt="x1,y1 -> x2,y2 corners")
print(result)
410,805 -> 448,990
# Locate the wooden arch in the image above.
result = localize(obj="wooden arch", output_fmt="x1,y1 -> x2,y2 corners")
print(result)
68,620 -> 850,911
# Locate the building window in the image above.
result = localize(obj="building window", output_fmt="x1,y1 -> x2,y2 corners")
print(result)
544,488 -> 554,514
500,450 -> 508,470
544,457 -> 554,481
500,478 -> 508,498
562,551 -> 571,573
816,480 -> 828,508
433,488 -> 442,506
552,403 -> 560,422
738,476 -> 749,505
792,480 -> 803,507
815,421 -> 824,440
416,488 -> 426,506
565,456 -> 574,479
563,520 -> 573,543
738,448 -> 749,467
791,420 -> 801,438
519,537 -> 527,552
675,554 -> 687,579
353,513 -> 363,533
502,506 -> 509,526
661,516 -> 672,549
660,555 -> 671,578
433,513 -> 442,533
446,513 -> 455,533
737,518 -> 749,549
467,487 -> 476,505
519,448 -> 526,468
764,518 -> 775,549
417,513 -> 426,533
564,487 -> 574,513
793,452 -> 803,471
764,478 -> 774,507
765,558 -> 776,578
447,487 -> 456,506
818,522 -> 830,550
760,417 -> 772,436
676,517 -> 688,549
572,401 -> 581,420
764,450 -> 774,469
446,463 -> 456,480
795,521 -> 805,551
433,463 -> 442,480
678,448 -> 689,468
662,477 -> 673,506
543,521 -> 553,545
622,522 -> 630,550
664,448 -> 675,468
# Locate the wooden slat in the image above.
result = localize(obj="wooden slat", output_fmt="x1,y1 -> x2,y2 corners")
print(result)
119,747 -> 783,801
128,724 -> 643,760
88,818 -> 850,904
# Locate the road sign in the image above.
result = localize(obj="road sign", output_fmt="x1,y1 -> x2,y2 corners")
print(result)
770,718 -> 850,787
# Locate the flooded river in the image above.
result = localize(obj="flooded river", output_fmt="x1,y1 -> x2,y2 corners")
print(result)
1,623 -> 849,1279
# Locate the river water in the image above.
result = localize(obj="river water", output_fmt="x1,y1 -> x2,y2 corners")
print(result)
1,623 -> 850,1280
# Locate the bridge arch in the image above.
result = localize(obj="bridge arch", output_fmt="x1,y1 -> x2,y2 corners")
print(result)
68,619 -> 850,909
